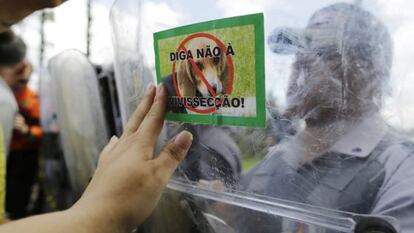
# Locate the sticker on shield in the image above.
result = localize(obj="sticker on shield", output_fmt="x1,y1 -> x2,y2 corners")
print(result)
153,13 -> 265,127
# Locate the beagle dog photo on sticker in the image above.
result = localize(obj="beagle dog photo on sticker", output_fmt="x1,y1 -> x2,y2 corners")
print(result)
154,13 -> 265,127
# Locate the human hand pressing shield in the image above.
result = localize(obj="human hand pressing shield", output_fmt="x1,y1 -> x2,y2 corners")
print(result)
70,84 -> 194,233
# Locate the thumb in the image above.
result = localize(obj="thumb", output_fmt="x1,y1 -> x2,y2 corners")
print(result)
154,130 -> 193,180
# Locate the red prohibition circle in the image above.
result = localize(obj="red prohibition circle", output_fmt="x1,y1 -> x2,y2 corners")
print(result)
172,32 -> 235,114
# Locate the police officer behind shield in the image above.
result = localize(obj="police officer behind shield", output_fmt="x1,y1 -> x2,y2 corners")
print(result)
229,3 -> 414,233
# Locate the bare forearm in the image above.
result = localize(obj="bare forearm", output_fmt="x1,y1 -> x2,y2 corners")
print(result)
0,207 -> 124,233
0,210 -> 86,233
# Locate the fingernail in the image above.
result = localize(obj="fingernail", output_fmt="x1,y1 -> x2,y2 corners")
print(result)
146,83 -> 155,93
110,136 -> 119,143
156,83 -> 165,95
174,130 -> 193,150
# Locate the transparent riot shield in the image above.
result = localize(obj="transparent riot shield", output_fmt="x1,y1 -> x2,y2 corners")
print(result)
39,69 -> 59,134
39,69 -> 73,209
47,50 -> 109,198
110,0 -> 155,125
110,1 -> 414,232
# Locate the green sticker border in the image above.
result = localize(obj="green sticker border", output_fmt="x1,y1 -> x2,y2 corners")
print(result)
153,13 -> 265,128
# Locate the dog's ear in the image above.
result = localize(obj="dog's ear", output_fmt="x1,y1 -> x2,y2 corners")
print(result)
177,60 -> 196,97
220,53 -> 230,92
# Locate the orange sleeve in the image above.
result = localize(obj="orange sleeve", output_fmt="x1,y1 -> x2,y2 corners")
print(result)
30,126 -> 43,139
27,90 -> 41,119
24,89 -> 43,139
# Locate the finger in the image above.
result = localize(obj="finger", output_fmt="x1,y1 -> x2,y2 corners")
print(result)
198,180 -> 225,191
14,122 -> 24,129
135,85 -> 167,148
103,136 -> 119,152
16,114 -> 24,121
153,131 -> 193,181
122,83 -> 156,138
15,117 -> 23,124
18,118 -> 26,125
198,179 -> 211,188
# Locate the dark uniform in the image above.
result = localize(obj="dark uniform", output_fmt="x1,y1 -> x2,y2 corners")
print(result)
231,116 -> 414,232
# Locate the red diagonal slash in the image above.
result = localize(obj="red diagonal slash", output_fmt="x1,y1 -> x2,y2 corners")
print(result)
172,33 -> 234,114
182,46 -> 217,97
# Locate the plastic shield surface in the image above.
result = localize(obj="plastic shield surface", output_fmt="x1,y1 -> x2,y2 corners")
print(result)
47,50 -> 109,197
110,1 -> 414,232
39,69 -> 73,209
39,70 -> 59,134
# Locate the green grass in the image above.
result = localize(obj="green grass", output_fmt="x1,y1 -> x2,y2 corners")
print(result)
157,25 -> 256,97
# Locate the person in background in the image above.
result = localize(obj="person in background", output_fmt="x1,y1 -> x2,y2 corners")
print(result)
1,36 -> 42,218
201,3 -> 412,233
1,0 -> 71,221
0,0 -> 60,154
0,29 -> 26,223
230,3 -> 414,233
0,30 -> 20,156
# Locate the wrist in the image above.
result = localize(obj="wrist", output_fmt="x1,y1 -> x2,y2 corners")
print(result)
69,197 -> 135,233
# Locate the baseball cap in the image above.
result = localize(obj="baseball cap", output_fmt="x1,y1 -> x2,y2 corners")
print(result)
267,3 -> 392,62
